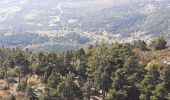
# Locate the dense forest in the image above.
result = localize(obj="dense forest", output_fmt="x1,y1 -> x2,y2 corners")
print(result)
0,36 -> 169,100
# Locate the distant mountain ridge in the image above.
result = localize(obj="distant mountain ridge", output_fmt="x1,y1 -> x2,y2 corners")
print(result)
0,0 -> 170,51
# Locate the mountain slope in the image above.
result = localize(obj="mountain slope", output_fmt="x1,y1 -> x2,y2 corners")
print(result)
0,0 -> 170,51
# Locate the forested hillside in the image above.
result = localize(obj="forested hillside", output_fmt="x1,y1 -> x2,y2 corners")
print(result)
0,0 -> 170,51
0,37 -> 169,100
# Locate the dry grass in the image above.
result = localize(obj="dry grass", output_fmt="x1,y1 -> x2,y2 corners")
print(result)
0,80 -> 6,84
27,74 -> 41,85
134,48 -> 170,69
0,91 -> 6,97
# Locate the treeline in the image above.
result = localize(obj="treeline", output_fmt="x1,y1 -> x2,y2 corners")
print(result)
0,36 -> 169,100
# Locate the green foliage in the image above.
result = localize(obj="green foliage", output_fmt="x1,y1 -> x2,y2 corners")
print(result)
26,86 -> 38,100
0,67 -> 5,79
57,73 -> 83,100
0,37 -> 169,99
47,71 -> 61,88
17,79 -> 27,92
150,36 -> 167,50
4,95 -> 16,100
132,39 -> 148,51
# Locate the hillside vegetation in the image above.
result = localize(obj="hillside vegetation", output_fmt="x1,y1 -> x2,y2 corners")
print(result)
0,37 -> 169,100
